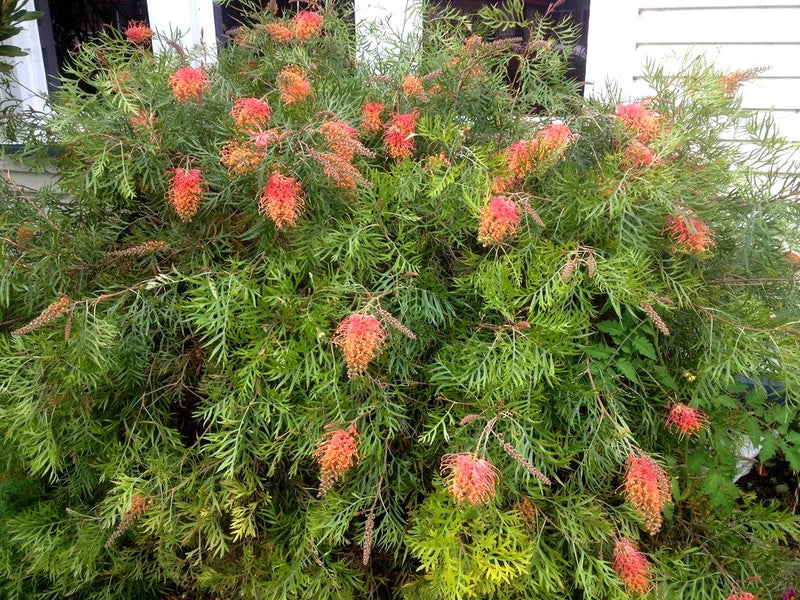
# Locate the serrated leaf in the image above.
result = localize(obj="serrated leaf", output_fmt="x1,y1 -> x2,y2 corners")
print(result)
615,358 -> 639,383
779,439 -> 800,472
687,451 -> 708,474
631,336 -> 656,360
759,435 -> 778,462
596,320 -> 624,337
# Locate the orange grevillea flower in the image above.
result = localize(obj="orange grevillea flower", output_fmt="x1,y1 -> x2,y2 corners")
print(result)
277,66 -> 312,105
478,196 -> 520,246
232,97 -> 271,132
251,128 -> 285,150
361,102 -> 384,135
666,211 -> 714,254
168,66 -> 209,103
320,120 -> 365,160
622,139 -> 658,169
125,20 -> 153,45
333,313 -> 387,378
258,171 -> 304,229
623,454 -> 672,535
441,453 -> 499,505
613,538 -> 653,595
265,22 -> 294,43
220,141 -> 262,176
727,593 -> 756,600
665,403 -> 709,438
384,111 -> 418,160
291,11 -> 323,41
401,74 -> 426,100
504,122 -> 573,179
166,168 -> 206,221
314,425 -> 359,497
615,102 -> 661,144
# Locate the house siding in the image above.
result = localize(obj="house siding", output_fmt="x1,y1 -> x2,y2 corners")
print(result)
584,0 -> 800,145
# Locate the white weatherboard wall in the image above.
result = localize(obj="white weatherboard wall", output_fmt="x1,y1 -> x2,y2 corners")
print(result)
584,0 -> 800,145
146,0 -> 218,58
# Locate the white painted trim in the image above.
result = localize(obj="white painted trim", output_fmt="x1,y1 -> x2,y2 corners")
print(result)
147,0 -> 218,60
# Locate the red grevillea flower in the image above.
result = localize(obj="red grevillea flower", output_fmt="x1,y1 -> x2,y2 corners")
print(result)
361,102 -> 384,135
320,120 -> 363,160
478,196 -> 520,246
265,22 -> 294,43
613,538 -> 653,595
615,102 -> 661,144
333,313 -> 387,377
666,211 -> 715,254
125,20 -> 153,45
384,111 -> 418,159
291,11 -> 323,41
232,97 -> 271,132
441,453 -> 499,505
314,425 -> 359,497
665,403 -> 709,438
622,139 -> 658,169
166,168 -> 206,221
624,454 -> 672,535
258,171 -> 304,229
220,141 -> 262,176
727,593 -> 756,600
168,66 -> 209,103
504,123 -> 572,179
277,66 -> 312,105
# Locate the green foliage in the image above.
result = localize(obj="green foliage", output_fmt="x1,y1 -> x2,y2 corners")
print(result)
0,3 -> 799,600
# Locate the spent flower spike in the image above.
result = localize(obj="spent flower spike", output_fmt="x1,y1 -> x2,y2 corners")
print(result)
613,537 -> 653,595
314,425 -> 359,497
441,453 -> 499,505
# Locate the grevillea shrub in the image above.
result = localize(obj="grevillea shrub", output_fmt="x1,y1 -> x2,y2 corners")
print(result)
1,2 -> 799,599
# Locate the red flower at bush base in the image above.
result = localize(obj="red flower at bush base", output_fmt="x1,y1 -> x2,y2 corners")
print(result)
168,66 -> 209,103
665,403 -> 709,438
361,102 -> 384,135
125,20 -> 153,45
666,211 -> 715,254
333,313 -> 387,377
441,453 -> 499,505
290,11 -> 324,41
259,171 -> 304,229
265,22 -> 294,43
277,66 -> 312,105
613,538 -> 653,595
384,111 -> 418,159
314,425 -> 360,497
232,97 -> 271,132
166,168 -> 206,221
478,196 -> 520,246
727,593 -> 756,600
623,454 -> 672,535
615,102 -> 661,144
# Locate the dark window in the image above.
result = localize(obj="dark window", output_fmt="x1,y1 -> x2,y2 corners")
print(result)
34,0 -> 149,92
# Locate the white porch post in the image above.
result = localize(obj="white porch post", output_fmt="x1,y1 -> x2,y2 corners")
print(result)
146,0 -> 218,58
4,0 -> 48,113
